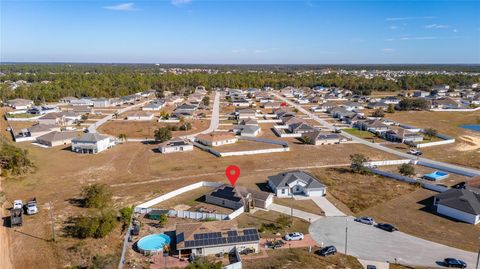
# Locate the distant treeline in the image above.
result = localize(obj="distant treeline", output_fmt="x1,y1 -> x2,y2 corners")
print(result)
0,65 -> 479,102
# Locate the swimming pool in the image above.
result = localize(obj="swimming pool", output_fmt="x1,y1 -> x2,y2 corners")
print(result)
460,124 -> 480,132
137,233 -> 171,254
424,171 -> 449,181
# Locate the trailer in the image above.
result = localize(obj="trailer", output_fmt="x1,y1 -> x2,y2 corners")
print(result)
10,208 -> 23,227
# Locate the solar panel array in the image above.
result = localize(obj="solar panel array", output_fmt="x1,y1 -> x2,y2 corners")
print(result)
227,230 -> 238,237
193,232 -> 222,240
183,229 -> 260,249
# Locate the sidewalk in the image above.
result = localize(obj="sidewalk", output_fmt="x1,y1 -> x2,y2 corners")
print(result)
310,196 -> 346,217
268,203 -> 322,222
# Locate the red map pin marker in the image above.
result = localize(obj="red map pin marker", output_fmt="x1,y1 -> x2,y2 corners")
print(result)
226,165 -> 240,187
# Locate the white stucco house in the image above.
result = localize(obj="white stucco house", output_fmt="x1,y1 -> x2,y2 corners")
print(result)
158,138 -> 194,153
434,187 -> 480,225
71,133 -> 116,154
267,170 -> 327,198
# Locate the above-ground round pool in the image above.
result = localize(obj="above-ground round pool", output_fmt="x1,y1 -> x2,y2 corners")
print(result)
137,233 -> 171,254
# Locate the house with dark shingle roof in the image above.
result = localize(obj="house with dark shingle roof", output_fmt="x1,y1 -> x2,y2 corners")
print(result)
205,184 -> 273,210
267,171 -> 326,198
434,187 -> 480,224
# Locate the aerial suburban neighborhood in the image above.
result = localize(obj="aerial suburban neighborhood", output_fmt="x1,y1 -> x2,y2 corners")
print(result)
1,64 -> 479,269
1,0 -> 480,268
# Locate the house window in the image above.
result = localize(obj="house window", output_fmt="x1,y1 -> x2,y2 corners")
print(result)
281,189 -> 285,194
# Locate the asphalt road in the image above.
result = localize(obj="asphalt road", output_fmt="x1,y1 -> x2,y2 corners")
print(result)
309,216 -> 478,268
272,92 -> 480,177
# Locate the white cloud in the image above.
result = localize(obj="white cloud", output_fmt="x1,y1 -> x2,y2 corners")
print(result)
384,38 -> 394,42
453,29 -> 459,33
383,48 -> 395,53
103,2 -> 138,11
172,0 -> 192,6
386,16 -> 436,21
425,24 -> 449,29
400,36 -> 437,40
389,26 -> 398,30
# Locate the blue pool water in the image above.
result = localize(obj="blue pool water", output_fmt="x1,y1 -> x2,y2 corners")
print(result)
424,171 -> 449,181
460,124 -> 480,132
137,234 -> 171,251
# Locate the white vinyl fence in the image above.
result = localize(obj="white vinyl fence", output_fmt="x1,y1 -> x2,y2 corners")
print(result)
135,181 -> 223,213
364,159 -> 414,167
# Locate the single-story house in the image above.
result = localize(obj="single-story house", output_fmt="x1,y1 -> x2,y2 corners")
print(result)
175,222 -> 260,258
195,132 -> 238,147
205,184 -> 273,210
367,102 -> 389,110
267,170 -> 327,198
17,124 -> 60,140
232,125 -> 261,137
6,98 -> 34,110
356,119 -> 390,133
158,138 -> 194,153
434,187 -> 480,224
235,108 -> 257,120
288,122 -> 315,134
231,98 -> 251,107
239,118 -> 258,126
60,96 -> 78,103
71,133 -> 116,154
92,98 -> 111,108
36,131 -> 78,147
70,98 -> 93,107
38,112 -> 65,125
126,112 -> 154,121
142,100 -> 165,111
384,127 -> 424,143
302,131 -> 341,145
170,111 -> 194,120
261,101 -> 282,109
175,103 -> 197,113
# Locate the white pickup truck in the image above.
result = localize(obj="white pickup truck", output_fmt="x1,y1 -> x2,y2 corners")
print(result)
25,198 -> 38,215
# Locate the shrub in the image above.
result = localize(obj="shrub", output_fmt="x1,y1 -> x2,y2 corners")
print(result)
398,163 -> 416,177
349,153 -> 371,174
158,214 -> 168,227
154,127 -> 172,142
81,183 -> 112,209
70,210 -> 117,239
372,108 -> 385,118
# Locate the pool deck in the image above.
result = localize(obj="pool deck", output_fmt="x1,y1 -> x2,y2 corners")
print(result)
151,254 -> 189,269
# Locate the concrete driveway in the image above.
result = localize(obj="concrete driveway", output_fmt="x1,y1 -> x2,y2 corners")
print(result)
268,203 -> 322,222
309,216 -> 478,268
311,196 -> 346,217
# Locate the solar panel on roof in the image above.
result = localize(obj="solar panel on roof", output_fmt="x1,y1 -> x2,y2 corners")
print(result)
227,230 -> 238,237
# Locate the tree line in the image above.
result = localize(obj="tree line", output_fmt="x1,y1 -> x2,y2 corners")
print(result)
1,65 -> 478,103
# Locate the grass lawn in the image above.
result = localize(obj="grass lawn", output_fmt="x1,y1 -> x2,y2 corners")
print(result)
343,128 -> 377,140
235,210 -> 310,238
311,168 -> 419,213
5,113 -> 38,118
273,197 -> 325,216
243,248 -> 363,269
359,188 -> 480,252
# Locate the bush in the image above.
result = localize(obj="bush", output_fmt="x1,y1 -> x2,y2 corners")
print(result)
70,210 -> 117,239
185,257 -> 222,269
119,206 -> 133,225
154,127 -> 172,142
158,214 -> 168,227
81,183 -> 112,209
179,122 -> 192,131
398,163 -> 416,177
372,108 -> 385,118
276,215 -> 292,229
349,153 -> 371,174
424,127 -> 438,138
91,254 -> 117,269
0,141 -> 34,176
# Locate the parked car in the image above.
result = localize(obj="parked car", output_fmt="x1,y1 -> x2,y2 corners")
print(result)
284,232 -> 304,241
376,223 -> 398,232
444,258 -> 467,268
265,240 -> 285,249
240,247 -> 256,255
13,200 -> 23,210
10,208 -> 23,227
354,217 -> 374,225
315,246 -> 337,256
25,198 -> 38,215
408,149 -> 422,156
366,266 -> 377,269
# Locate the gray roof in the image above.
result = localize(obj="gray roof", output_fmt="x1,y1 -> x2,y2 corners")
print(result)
436,188 -> 480,215
36,131 -> 78,142
268,171 -> 325,190
72,133 -> 110,143
26,124 -> 57,133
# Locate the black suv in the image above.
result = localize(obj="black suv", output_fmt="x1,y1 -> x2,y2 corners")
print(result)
315,246 -> 337,256
444,258 -> 467,268
376,223 -> 398,232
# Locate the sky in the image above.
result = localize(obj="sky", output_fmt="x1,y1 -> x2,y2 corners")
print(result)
1,0 -> 480,64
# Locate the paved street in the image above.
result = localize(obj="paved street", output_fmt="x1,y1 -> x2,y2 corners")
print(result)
182,91 -> 220,139
268,203 -> 322,222
309,216 -> 478,268
272,92 -> 480,177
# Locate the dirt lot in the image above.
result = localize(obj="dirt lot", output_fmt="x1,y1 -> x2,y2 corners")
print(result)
379,164 -> 471,187
97,118 -> 210,138
385,111 -> 480,168
0,125 -> 397,268
242,247 -> 363,269
360,188 -> 480,252
310,167 -> 419,213
273,197 -> 325,216
215,140 -> 285,153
